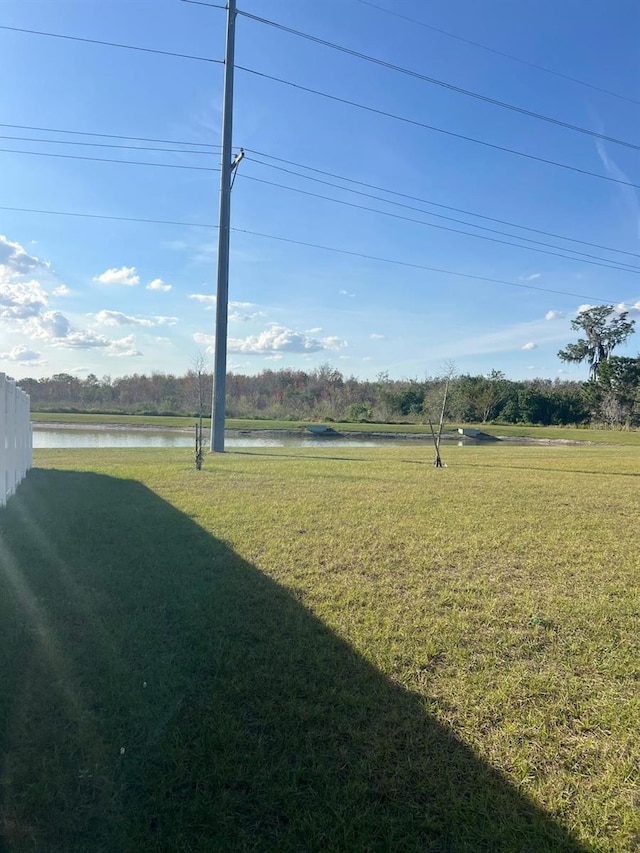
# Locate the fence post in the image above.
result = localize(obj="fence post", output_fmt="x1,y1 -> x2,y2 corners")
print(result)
0,372 -> 33,507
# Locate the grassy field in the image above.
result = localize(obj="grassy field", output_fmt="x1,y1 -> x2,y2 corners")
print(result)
1,443 -> 638,851
30,411 -> 640,445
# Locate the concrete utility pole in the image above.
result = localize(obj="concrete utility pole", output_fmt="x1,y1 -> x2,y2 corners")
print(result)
211,0 -> 237,452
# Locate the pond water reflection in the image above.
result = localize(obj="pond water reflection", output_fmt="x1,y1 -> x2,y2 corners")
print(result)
32,427 -> 445,449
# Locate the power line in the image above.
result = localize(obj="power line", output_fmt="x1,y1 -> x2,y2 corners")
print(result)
238,171 -> 640,274
237,9 -> 640,151
181,0 -> 227,7
356,0 -> 640,108
4,137 -> 634,270
233,228 -> 620,302
0,135 -> 219,156
243,148 -> 640,261
1,118 -> 635,258
238,65 -> 640,191
0,148 -> 220,171
0,122 -> 219,148
1,203 -> 619,300
0,24 -> 224,63
5,119 -> 638,260
0,205 -> 217,228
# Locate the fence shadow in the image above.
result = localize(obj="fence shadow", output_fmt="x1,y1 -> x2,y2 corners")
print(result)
0,470 -> 589,853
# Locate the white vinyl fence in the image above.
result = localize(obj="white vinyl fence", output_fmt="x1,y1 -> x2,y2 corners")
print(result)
0,373 -> 33,507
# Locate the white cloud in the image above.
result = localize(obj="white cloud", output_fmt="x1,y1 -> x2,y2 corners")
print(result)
370,333 -> 385,340
338,289 -> 355,297
576,303 -> 595,314
0,235 -> 46,277
227,324 -> 348,355
229,310 -> 263,322
94,266 -> 140,286
105,334 -> 143,357
306,327 -> 323,334
93,310 -> 178,328
0,279 -> 48,319
616,300 -> 640,316
52,329 -> 112,349
95,309 -> 155,328
321,336 -> 346,350
146,278 -> 172,292
52,284 -> 71,297
193,331 -> 214,352
519,273 -> 541,282
38,310 -> 71,338
51,329 -> 142,356
427,317 -> 572,361
189,293 -> 216,308
545,310 -> 565,320
0,344 -> 43,364
522,342 -> 538,350
189,293 -> 256,312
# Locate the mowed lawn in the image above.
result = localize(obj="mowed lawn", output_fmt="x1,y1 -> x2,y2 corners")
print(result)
0,443 -> 638,852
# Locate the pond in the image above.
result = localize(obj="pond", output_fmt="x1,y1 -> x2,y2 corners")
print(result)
32,426 -> 450,449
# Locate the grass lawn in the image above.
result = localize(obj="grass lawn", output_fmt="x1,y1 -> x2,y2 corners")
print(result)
1,444 -> 638,851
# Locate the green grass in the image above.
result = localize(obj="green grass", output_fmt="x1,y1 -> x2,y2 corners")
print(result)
1,444 -> 638,851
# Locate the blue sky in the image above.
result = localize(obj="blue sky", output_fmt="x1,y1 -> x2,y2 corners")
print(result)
1,0 -> 639,382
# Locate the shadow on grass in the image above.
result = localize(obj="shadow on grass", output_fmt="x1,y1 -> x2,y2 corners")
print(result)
0,470 -> 590,853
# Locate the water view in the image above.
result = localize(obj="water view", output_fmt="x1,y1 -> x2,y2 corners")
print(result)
32,427 -> 438,449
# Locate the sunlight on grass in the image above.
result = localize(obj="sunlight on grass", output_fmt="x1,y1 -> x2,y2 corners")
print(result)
1,443 -> 638,851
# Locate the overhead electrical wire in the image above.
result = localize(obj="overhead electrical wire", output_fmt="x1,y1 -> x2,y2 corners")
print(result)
0,205 -> 217,228
232,228 -> 620,303
0,135 -> 220,155
0,24 -> 224,63
244,155 -> 640,264
237,66 -> 640,192
1,204 -> 620,302
2,122 -> 637,260
0,122 -> 219,148
5,145 -> 634,270
242,148 -> 640,260
2,140 -> 635,271
180,0 -> 226,8
237,171 -> 640,274
3,26 -> 637,186
0,148 -> 221,171
356,0 -> 640,108
236,9 -> 640,151
0,120 -> 640,258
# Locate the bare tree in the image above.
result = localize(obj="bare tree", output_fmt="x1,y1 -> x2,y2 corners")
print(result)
191,351 -> 208,470
427,362 -> 456,467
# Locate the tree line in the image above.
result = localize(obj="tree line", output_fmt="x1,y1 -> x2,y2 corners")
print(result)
16,362 -> 637,428
16,307 -> 639,428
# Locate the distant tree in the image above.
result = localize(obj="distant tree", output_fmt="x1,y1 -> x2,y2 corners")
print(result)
585,355 -> 640,428
558,305 -> 635,380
